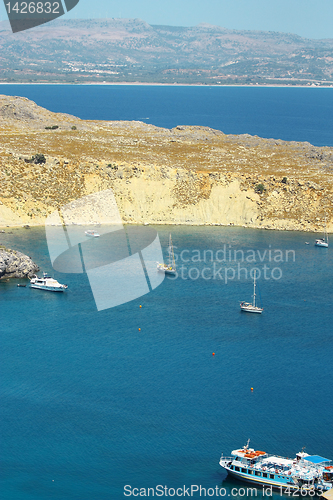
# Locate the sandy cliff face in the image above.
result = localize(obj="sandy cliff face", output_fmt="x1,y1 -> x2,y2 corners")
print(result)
0,95 -> 332,233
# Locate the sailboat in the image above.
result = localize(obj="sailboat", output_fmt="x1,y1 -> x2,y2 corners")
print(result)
315,218 -> 329,247
240,270 -> 263,314
157,234 -> 176,275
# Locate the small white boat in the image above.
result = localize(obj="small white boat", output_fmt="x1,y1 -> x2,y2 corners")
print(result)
30,273 -> 68,292
85,230 -> 100,238
315,218 -> 329,247
157,234 -> 176,275
157,262 -> 177,275
315,238 -> 329,248
240,270 -> 263,314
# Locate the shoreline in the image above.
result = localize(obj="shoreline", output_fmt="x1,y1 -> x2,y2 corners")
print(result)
0,221 -> 331,234
1,82 -> 333,88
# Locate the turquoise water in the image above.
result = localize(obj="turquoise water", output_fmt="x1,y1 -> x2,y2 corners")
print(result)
0,84 -> 333,146
1,226 -> 332,499
1,84 -> 332,498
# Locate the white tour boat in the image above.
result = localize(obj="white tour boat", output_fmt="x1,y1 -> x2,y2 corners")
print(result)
240,270 -> 263,314
30,273 -> 68,292
85,230 -> 100,238
157,234 -> 176,275
220,441 -> 333,494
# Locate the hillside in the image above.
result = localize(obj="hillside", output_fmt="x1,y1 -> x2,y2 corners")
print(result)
0,94 -> 332,233
1,18 -> 333,85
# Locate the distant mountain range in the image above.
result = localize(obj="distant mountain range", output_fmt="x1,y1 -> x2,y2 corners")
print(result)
1,18 -> 333,85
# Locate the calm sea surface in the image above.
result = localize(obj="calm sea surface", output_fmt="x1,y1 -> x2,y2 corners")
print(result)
0,86 -> 332,500
0,84 -> 333,146
1,226 -> 332,500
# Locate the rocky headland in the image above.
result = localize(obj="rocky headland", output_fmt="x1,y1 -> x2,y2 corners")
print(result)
0,94 -> 332,233
0,246 -> 39,280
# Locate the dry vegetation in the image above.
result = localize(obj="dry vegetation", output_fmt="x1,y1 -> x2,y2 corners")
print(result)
1,95 -> 332,231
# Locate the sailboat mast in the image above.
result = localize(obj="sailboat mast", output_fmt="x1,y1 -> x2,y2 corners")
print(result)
168,234 -> 176,269
253,270 -> 256,307
171,236 -> 175,268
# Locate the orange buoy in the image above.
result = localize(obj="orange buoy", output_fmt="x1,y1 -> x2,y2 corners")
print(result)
138,328 -> 141,331
251,387 -> 254,391
139,305 -> 142,308
212,352 -> 215,356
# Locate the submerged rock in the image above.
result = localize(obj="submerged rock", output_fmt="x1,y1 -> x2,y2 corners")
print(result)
0,248 -> 39,280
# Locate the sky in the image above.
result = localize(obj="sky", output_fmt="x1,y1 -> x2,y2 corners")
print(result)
1,0 -> 333,39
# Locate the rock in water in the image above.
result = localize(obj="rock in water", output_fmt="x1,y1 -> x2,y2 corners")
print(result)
0,248 -> 39,280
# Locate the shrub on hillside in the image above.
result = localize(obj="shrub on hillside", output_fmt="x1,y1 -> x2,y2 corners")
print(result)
255,183 -> 266,194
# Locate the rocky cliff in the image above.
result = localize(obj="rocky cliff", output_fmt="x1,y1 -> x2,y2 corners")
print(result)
0,95 -> 332,233
0,247 -> 39,279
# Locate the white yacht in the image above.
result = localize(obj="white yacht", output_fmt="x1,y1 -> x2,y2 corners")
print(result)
30,273 -> 68,292
85,230 -> 100,237
315,218 -> 329,247
240,270 -> 263,314
315,235 -> 328,247
157,234 -> 176,275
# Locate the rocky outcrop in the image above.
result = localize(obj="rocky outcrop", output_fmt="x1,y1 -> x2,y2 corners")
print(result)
0,95 -> 332,233
0,247 -> 39,279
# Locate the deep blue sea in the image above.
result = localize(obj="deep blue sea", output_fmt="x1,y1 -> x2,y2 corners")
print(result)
0,86 -> 333,500
0,84 -> 333,146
